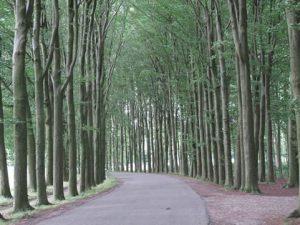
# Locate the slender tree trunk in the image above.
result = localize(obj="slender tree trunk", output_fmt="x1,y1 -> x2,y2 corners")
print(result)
172,101 -> 179,173
79,1 -> 91,192
0,81 -> 12,198
33,0 -> 49,205
234,124 -> 242,189
164,110 -> 169,173
181,119 -> 188,176
206,8 -> 219,184
259,73 -> 266,182
265,54 -> 275,183
215,0 -> 233,187
95,31 -> 106,184
234,55 -> 243,190
159,109 -> 164,173
276,124 -> 283,178
287,116 -> 298,187
52,0 -> 65,200
27,99 -> 37,192
121,125 -> 125,171
204,86 -> 213,181
44,74 -> 53,186
146,108 -> 152,173
67,0 -> 79,197
199,85 -> 207,180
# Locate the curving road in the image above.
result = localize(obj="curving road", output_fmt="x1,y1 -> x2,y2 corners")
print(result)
36,173 -> 209,225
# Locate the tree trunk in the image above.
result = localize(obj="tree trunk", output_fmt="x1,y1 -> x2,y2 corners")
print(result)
287,116 -> 298,187
13,0 -> 33,211
33,0 -> 49,205
276,124 -> 283,178
259,73 -> 266,182
204,86 -> 213,181
215,0 -> 233,187
181,119 -> 188,176
27,98 -> 37,192
265,70 -> 275,183
0,81 -> 12,198
206,8 -> 219,184
67,0 -> 79,197
287,1 -> 300,214
146,108 -> 152,173
234,55 -> 243,190
228,0 -> 259,192
52,0 -> 65,200
199,85 -> 207,180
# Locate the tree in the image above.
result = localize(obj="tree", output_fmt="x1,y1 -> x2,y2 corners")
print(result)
286,0 -> 300,217
227,0 -> 259,192
52,0 -> 65,200
66,0 -> 79,197
32,0 -> 50,205
12,0 -> 34,211
214,0 -> 233,188
0,80 -> 12,198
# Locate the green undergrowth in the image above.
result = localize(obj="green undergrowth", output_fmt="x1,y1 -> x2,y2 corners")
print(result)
0,197 -> 12,207
0,176 -> 119,225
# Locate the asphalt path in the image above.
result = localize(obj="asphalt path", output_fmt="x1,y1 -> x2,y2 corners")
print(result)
36,172 -> 209,225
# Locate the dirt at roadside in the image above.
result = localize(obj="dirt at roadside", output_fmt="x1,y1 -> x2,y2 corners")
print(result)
180,177 -> 299,225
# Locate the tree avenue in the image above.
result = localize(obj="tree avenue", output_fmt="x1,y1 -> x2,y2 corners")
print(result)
0,0 -> 299,221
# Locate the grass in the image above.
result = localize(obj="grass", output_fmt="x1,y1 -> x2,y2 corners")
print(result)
0,176 -> 119,225
0,197 -> 12,207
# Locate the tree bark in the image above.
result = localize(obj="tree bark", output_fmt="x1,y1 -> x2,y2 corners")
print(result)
287,116 -> 298,187
276,124 -> 283,178
27,98 -> 37,192
215,0 -> 233,187
67,0 -> 79,197
32,0 -> 49,205
259,73 -> 266,182
13,0 -> 34,211
52,0 -> 65,200
228,0 -> 259,192
0,81 -> 12,198
287,1 -> 300,214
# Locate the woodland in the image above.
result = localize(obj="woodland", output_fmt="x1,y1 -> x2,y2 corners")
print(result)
0,0 -> 300,222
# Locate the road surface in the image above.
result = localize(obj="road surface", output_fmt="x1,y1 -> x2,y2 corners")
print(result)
36,173 -> 209,225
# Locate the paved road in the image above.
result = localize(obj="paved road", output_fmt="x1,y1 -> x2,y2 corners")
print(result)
36,173 -> 209,225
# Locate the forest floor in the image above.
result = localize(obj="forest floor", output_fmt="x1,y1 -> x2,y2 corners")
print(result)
180,176 -> 299,225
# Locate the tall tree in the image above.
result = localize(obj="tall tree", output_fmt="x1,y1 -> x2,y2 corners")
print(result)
13,0 -> 34,211
66,0 -> 79,197
227,0 -> 259,192
52,0 -> 65,200
214,0 -> 233,188
0,80 -> 12,198
32,0 -> 50,205
286,0 -> 300,217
